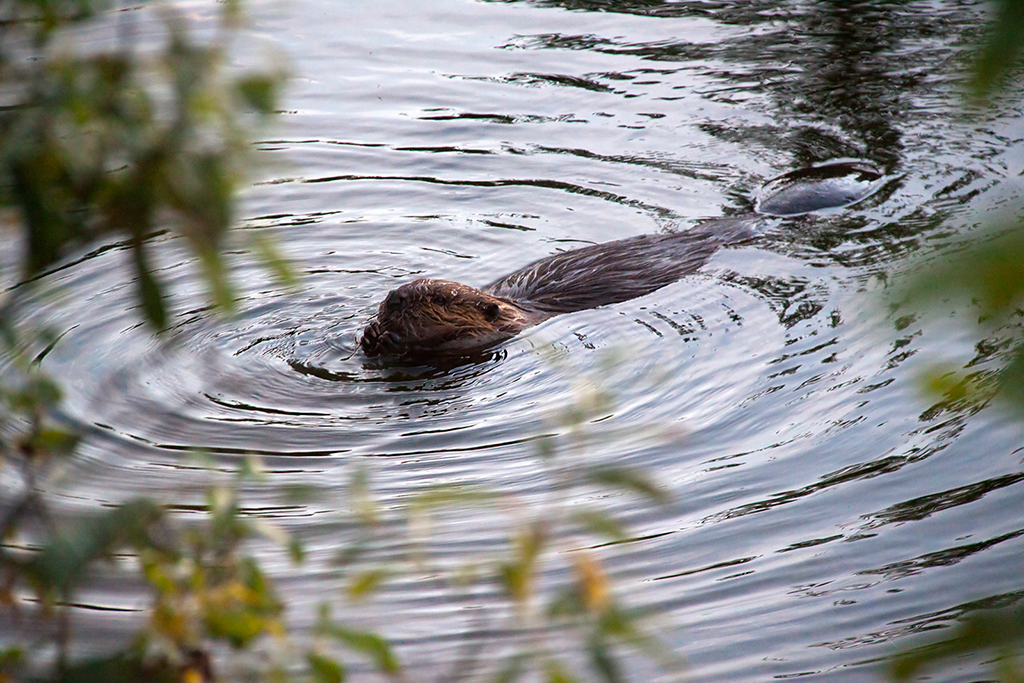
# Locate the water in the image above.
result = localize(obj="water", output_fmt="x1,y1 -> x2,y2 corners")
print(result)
6,0 -> 1024,681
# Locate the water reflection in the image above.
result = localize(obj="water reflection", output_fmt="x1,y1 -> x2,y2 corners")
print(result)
863,473 -> 1024,530
491,0 -> 991,219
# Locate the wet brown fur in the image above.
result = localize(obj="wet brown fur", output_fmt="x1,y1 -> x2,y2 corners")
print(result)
360,278 -> 545,358
360,217 -> 760,360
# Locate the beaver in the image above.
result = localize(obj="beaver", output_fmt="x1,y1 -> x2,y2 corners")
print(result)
360,161 -> 884,361
360,217 -> 758,359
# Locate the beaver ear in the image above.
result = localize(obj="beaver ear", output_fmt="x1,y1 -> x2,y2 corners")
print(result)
483,302 -> 501,322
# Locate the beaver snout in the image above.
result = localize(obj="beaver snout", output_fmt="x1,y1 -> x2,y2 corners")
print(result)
383,289 -> 409,315
360,278 -> 539,360
360,321 -> 404,357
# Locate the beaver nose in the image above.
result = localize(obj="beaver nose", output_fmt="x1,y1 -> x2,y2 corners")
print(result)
385,289 -> 409,313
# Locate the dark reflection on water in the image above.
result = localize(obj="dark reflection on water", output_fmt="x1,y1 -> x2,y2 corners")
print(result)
864,473 -> 1024,530
863,526 -> 1024,581
495,0 -> 979,171
5,0 -> 1024,681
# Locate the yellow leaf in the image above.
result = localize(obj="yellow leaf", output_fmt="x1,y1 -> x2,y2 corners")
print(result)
573,551 -> 610,613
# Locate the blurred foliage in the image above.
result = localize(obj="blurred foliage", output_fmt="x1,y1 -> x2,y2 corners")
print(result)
0,0 -> 287,329
0,0 -> 388,681
972,0 -> 1024,98
890,607 -> 1024,682
894,0 -> 1024,415
1,414 -> 400,682
886,0 -> 1024,681
901,228 -> 1024,414
337,371 -> 683,683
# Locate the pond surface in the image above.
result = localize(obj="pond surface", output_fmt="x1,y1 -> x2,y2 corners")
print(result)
11,0 -> 1024,681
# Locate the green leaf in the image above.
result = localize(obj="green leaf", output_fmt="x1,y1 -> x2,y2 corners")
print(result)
597,605 -> 631,638
14,152 -> 77,275
501,520 -> 546,603
499,562 -> 522,602
491,653 -> 528,683
572,510 -> 626,542
252,234 -> 298,288
902,227 -> 1024,317
545,659 -> 581,683
53,648 -> 180,683
997,344 -> 1024,408
237,557 -> 283,613
192,154 -> 234,239
548,585 -> 585,618
12,375 -> 63,410
332,540 -> 368,567
280,483 -> 324,504
899,225 -> 1024,415
349,466 -> 377,525
972,0 -> 1024,98
238,454 -> 267,480
288,537 -> 306,564
890,607 -> 1024,681
307,652 -> 346,683
596,603 -> 683,671
348,568 -> 388,600
205,608 -> 274,648
320,624 -> 399,674
208,485 -> 245,545
30,499 -> 164,594
0,646 -> 23,668
517,520 -> 545,564
238,75 -> 279,114
585,467 -> 669,505
198,246 -> 236,314
536,435 -> 556,460
27,426 -> 80,457
132,243 -> 167,330
588,636 -> 622,683
408,485 -> 500,513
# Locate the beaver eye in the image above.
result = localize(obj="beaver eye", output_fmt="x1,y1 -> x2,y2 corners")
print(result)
483,302 -> 500,322
433,295 -> 448,306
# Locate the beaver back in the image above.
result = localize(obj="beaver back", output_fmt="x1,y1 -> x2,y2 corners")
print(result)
484,216 -> 760,314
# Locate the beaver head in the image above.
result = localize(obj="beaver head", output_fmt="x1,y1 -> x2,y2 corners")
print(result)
360,279 -> 538,359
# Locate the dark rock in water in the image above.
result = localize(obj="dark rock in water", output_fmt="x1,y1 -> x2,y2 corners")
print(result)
754,160 -> 884,217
